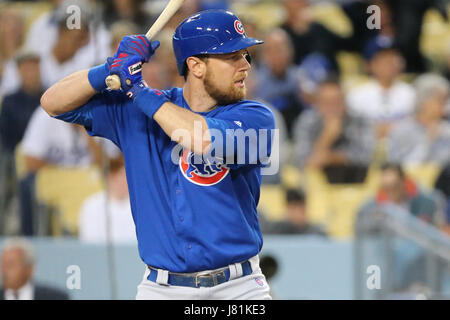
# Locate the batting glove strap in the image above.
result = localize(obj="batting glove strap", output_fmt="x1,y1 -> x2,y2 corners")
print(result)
88,60 -> 111,92
134,86 -> 169,119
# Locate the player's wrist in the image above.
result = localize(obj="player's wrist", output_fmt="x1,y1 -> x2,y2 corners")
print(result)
88,61 -> 110,92
133,86 -> 169,119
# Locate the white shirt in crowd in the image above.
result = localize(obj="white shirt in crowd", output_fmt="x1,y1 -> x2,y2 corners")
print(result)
78,191 -> 136,244
346,80 -> 416,122
4,282 -> 33,300
38,51 -> 94,91
0,11 -> 110,96
0,59 -> 21,97
24,11 -> 111,66
21,107 -> 92,167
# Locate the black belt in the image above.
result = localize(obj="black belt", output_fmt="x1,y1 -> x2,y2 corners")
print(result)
147,261 -> 253,288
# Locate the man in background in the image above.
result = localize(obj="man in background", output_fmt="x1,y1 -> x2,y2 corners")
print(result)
293,77 -> 374,183
0,51 -> 43,230
254,28 -> 306,136
359,163 -> 441,226
0,238 -> 69,300
346,36 -> 416,141
0,52 -> 42,156
260,188 -> 327,236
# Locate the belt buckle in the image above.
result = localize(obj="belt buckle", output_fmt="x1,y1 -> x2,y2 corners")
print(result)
194,270 -> 225,288
194,273 -> 207,288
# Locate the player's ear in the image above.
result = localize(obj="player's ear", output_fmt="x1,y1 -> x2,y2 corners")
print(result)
186,56 -> 207,79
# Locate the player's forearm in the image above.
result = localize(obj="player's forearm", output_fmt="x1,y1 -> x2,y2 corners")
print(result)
41,70 -> 96,116
153,102 -> 211,154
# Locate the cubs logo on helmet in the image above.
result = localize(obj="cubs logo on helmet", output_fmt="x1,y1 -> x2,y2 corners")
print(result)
234,20 -> 245,35
179,149 -> 229,186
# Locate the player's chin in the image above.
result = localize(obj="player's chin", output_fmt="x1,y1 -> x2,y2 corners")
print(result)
231,85 -> 246,100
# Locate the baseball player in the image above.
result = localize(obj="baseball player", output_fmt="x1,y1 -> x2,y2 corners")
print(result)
41,10 -> 275,300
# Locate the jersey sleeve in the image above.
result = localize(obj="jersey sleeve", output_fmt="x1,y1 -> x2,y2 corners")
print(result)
52,93 -> 124,148
204,102 -> 275,168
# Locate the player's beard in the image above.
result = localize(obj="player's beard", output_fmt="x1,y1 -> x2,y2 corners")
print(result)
204,69 -> 246,106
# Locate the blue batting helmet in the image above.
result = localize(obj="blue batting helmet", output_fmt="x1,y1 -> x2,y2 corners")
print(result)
172,10 -> 263,75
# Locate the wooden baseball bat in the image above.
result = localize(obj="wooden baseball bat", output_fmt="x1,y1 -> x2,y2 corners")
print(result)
105,0 -> 185,90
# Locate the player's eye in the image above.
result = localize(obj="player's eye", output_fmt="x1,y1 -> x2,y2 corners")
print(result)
244,51 -> 252,65
229,53 -> 242,61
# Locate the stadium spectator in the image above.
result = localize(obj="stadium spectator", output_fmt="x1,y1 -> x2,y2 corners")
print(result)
0,8 -> 24,62
103,0 -> 155,33
79,156 -> 136,244
39,18 -> 92,89
0,8 -> 25,97
18,107 -> 102,236
293,77 -> 375,182
341,0 -> 448,73
346,35 -> 416,140
260,188 -> 327,236
21,109 -> 95,173
109,20 -> 139,54
253,28 -> 306,137
359,163 -> 441,225
387,74 -> 450,165
24,0 -> 110,66
279,0 -> 351,70
0,237 -> 69,300
0,52 -> 43,155
0,52 -> 43,226
3,11 -> 95,96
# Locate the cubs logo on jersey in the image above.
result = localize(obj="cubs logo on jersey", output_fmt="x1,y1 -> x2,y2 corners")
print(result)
179,149 -> 229,186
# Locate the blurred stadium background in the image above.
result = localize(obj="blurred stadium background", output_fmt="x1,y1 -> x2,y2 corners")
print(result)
1,0 -> 450,299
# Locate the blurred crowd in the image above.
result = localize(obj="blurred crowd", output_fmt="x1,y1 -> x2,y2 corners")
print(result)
0,0 -> 449,245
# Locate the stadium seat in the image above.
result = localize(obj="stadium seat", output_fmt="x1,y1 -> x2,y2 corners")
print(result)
326,185 -> 372,238
280,164 -> 303,189
14,145 -> 27,180
304,168 -> 331,226
404,163 -> 441,189
258,184 -> 286,221
304,167 -> 379,238
34,166 -> 104,235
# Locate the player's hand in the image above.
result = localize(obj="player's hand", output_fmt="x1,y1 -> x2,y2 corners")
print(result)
109,54 -> 145,92
109,36 -> 160,91
115,35 -> 160,63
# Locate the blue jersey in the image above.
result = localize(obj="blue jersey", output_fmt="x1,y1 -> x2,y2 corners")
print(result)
54,87 -> 275,273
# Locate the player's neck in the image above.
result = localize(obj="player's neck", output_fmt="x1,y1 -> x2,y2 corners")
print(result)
183,81 -> 218,113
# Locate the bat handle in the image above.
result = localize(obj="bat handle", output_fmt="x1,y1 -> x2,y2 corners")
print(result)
105,74 -> 133,91
105,74 -> 122,91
